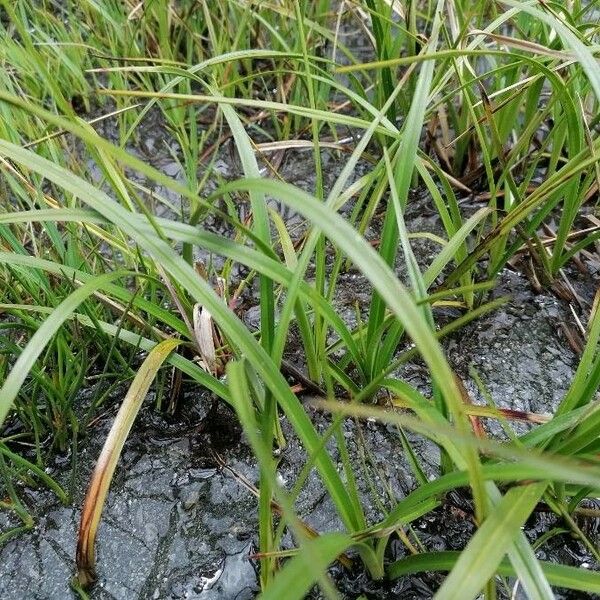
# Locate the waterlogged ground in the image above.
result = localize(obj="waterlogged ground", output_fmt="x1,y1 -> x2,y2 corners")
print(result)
0,263 -> 597,599
1,90 -> 599,598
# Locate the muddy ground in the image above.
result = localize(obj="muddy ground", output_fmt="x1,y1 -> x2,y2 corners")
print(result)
1,85 -> 599,599
0,219 -> 597,599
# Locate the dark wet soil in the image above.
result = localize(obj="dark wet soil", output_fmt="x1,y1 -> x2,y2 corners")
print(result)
2,47 -> 599,600
1,261 -> 597,598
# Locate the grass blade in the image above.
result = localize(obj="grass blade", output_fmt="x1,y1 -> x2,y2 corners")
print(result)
0,270 -> 128,426
389,551 -> 600,594
76,338 -> 181,587
437,481 -> 546,599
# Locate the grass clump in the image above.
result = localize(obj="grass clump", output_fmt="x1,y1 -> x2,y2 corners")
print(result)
0,1 -> 599,598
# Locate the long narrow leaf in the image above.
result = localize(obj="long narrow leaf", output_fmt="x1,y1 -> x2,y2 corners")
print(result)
0,270 -> 128,426
76,338 -> 181,587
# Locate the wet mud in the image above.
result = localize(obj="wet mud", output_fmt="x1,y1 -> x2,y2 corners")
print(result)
1,261 -> 597,598
1,68 -> 599,600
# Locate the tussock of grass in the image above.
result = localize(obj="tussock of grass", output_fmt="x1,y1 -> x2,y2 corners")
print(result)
0,1 -> 599,598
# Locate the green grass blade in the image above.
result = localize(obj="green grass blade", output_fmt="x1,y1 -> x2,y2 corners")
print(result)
258,533 -> 351,600
0,270 -> 128,426
388,551 -> 600,594
436,483 -> 548,599
0,139 -> 361,535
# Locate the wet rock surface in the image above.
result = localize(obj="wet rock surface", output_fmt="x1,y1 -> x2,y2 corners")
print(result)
0,393 -> 427,599
448,269 -> 579,436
